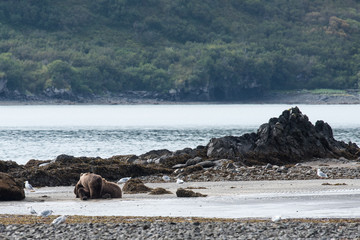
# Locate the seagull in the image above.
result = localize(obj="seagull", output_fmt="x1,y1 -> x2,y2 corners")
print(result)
162,175 -> 170,182
51,215 -> 67,225
176,178 -> 184,184
38,210 -> 53,217
271,215 -> 282,222
28,206 -> 37,215
317,168 -> 328,178
117,177 -> 131,184
24,181 -> 35,192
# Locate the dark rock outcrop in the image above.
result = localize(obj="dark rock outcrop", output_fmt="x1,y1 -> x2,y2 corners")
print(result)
0,173 -> 25,201
207,107 -> 360,165
1,155 -> 172,187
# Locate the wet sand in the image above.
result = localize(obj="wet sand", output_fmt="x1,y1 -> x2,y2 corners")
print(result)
2,179 -> 360,219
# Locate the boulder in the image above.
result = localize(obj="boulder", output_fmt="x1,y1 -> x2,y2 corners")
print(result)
0,173 -> 25,201
182,165 -> 203,175
206,107 -> 360,165
185,157 -> 203,166
196,160 -> 215,168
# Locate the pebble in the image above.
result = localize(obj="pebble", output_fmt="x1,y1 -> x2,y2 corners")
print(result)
1,220 -> 359,239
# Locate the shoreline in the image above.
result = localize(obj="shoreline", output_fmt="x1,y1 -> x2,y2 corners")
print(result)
2,179 -> 360,219
2,179 -> 360,239
0,90 -> 359,105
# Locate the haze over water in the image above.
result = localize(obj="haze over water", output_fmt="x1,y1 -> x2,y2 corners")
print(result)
1,104 -> 359,165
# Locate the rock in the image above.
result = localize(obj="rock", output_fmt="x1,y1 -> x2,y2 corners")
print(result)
139,149 -> 172,160
24,160 -> 51,168
182,165 -> 203,175
122,178 -> 152,194
185,157 -> 203,166
0,173 -> 25,201
176,188 -> 207,197
172,164 -> 187,169
0,160 -> 22,172
265,163 -> 273,169
125,155 -> 138,163
226,162 -> 235,169
206,107 -> 360,165
196,161 -> 215,168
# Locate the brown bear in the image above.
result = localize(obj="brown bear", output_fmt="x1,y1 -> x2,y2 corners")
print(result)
74,173 -> 102,200
74,173 -> 122,200
100,178 -> 122,199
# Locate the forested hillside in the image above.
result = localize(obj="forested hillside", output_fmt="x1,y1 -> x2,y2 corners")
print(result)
0,0 -> 360,101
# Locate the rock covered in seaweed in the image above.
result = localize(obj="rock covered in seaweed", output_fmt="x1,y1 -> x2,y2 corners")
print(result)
0,172 -> 25,201
176,188 -> 207,197
122,178 -> 152,194
207,107 -> 360,165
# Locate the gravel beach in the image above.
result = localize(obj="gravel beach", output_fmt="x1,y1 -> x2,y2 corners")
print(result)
1,217 -> 360,239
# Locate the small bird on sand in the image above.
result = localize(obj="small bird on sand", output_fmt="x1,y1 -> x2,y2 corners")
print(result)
51,215 -> 67,225
24,181 -> 35,192
176,178 -> 184,184
38,210 -> 53,217
271,215 -> 282,222
162,175 -> 170,182
117,177 -> 131,184
28,206 -> 37,215
317,168 -> 328,178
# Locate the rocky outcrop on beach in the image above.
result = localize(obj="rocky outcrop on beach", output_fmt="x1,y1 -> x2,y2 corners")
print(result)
0,173 -> 24,201
0,107 -> 359,189
206,106 -> 360,165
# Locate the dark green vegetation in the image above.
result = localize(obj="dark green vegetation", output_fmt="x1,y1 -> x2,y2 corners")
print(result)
0,0 -> 360,101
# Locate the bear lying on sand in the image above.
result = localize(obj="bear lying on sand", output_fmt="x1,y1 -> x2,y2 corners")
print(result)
74,173 -> 122,200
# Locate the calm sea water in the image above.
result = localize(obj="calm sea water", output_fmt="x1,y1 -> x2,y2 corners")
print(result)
1,104 -> 359,165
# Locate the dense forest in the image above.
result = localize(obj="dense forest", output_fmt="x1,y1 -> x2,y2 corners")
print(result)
0,0 -> 359,101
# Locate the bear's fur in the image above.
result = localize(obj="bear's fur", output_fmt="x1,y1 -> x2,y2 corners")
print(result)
74,173 -> 122,200
101,178 -> 122,199
74,172 -> 102,199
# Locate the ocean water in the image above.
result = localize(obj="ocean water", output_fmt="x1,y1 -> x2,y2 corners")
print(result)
0,104 -> 359,165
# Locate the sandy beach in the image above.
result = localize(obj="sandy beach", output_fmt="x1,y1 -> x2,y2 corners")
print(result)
2,179 -> 360,219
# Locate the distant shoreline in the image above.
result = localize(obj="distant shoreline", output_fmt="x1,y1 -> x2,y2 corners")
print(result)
0,90 -> 359,105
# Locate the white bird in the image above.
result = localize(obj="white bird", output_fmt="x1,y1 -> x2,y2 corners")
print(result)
51,215 -> 67,225
317,168 -> 328,178
176,178 -> 184,184
117,177 -> 131,184
38,210 -> 53,217
271,215 -> 282,222
28,206 -> 37,215
24,181 -> 35,192
162,175 -> 170,182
